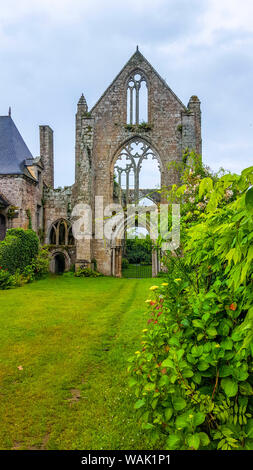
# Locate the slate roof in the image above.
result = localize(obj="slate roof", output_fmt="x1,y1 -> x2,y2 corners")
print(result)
0,115 -> 36,179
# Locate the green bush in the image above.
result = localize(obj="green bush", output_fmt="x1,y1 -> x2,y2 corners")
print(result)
128,160 -> 253,450
122,258 -> 129,269
125,236 -> 152,264
31,246 -> 49,279
74,267 -> 103,278
0,228 -> 39,274
0,268 -> 14,289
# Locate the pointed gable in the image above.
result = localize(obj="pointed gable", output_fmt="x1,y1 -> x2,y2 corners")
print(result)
0,115 -> 35,178
91,48 -> 187,113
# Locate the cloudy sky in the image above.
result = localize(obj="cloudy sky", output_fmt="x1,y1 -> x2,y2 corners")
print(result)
0,0 -> 252,187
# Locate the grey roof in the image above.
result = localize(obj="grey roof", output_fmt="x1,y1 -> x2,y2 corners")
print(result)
0,115 -> 35,178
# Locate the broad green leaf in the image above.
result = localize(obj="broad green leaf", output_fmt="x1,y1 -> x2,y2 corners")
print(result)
206,327 -> 217,337
220,338 -> 233,350
194,412 -> 206,426
219,365 -> 233,377
134,398 -> 146,409
183,369 -> 194,378
246,419 -> 253,438
232,368 -> 249,382
245,187 -> 253,215
175,414 -> 188,430
199,177 -> 213,198
166,433 -> 181,450
172,396 -> 187,411
199,432 -> 210,447
191,345 -> 204,357
192,319 -> 204,329
142,423 -> 154,430
159,375 -> 170,387
164,407 -> 173,422
221,378 -> 238,397
128,378 -> 138,387
239,382 -> 253,396
161,357 -> 174,368
198,361 -> 209,371
188,433 -> 200,450
144,382 -> 156,392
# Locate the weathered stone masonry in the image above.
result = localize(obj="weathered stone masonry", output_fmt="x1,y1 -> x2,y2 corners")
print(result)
0,48 -> 202,275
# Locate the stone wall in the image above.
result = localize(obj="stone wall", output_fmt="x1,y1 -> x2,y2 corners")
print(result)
43,186 -> 73,242
0,50 -> 202,276
0,174 -> 43,232
73,49 -> 202,274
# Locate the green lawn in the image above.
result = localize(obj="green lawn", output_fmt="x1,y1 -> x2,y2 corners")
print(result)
122,264 -> 152,278
0,275 -> 159,450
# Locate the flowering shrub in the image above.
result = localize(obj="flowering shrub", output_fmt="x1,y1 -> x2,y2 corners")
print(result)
128,159 -> 253,450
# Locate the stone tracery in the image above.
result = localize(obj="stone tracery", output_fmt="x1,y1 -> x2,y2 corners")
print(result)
114,138 -> 161,205
127,72 -> 148,125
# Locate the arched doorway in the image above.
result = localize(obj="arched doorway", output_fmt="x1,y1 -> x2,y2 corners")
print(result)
54,253 -> 65,274
0,214 -> 6,241
112,137 -> 161,277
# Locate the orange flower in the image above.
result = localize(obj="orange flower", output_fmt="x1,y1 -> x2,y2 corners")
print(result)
229,303 -> 237,311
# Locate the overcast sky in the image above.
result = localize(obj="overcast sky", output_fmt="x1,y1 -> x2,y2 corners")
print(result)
0,0 -> 252,187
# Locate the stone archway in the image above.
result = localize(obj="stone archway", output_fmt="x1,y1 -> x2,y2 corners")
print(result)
112,136 -> 162,206
49,249 -> 71,273
54,253 -> 65,274
0,214 -> 6,241
111,137 -> 162,277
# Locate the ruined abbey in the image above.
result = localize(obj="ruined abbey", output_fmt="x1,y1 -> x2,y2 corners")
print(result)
0,48 -> 202,276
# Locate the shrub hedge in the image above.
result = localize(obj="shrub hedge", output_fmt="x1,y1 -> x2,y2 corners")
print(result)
0,228 -> 39,274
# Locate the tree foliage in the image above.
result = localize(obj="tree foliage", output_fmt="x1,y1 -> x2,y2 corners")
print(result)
128,157 -> 253,450
125,236 -> 152,264
0,228 -> 39,274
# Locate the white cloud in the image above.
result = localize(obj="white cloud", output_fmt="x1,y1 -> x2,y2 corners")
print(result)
0,0 -> 252,185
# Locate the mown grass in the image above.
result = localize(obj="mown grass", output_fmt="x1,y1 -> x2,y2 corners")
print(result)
0,275 -> 161,450
122,264 -> 152,278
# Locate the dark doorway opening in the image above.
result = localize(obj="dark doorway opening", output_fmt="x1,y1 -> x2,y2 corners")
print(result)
0,214 -> 6,241
54,253 -> 65,274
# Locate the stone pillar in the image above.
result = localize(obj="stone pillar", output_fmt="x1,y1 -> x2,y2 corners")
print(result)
181,111 -> 196,153
75,239 -> 92,269
40,125 -> 54,188
75,93 -> 94,198
152,250 -> 158,277
74,94 -> 95,271
187,95 -> 202,157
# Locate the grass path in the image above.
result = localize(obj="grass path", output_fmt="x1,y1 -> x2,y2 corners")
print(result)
0,275 -> 158,450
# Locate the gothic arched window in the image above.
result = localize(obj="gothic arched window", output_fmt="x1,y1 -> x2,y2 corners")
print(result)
127,72 -> 148,125
114,138 -> 160,205
49,219 -> 74,246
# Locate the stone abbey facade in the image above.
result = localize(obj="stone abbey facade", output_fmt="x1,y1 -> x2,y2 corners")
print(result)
0,48 -> 202,276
